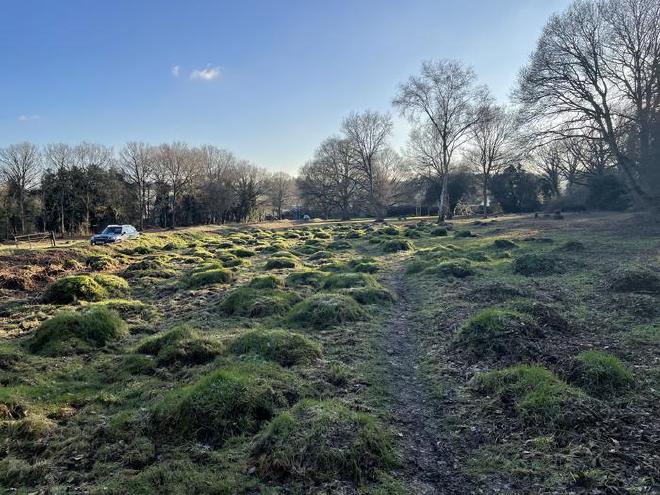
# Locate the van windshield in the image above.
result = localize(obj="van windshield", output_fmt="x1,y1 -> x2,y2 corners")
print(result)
102,226 -> 122,235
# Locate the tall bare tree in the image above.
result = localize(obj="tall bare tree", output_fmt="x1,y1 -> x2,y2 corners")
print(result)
341,111 -> 393,221
154,142 -> 198,228
267,171 -> 296,220
0,142 -> 41,233
75,142 -> 113,233
43,144 -> 77,234
394,59 -> 487,222
119,142 -> 155,230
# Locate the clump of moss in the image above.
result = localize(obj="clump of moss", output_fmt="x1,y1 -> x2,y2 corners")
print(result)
253,399 -> 395,483
380,225 -> 401,236
219,287 -> 301,318
288,293 -> 366,329
152,362 -> 292,446
265,258 -> 298,270
454,308 -> 542,360
42,274 -> 129,304
431,227 -> 448,237
471,365 -> 597,427
507,300 -> 569,333
85,254 -> 116,271
137,325 -> 223,366
512,254 -> 559,276
230,329 -> 321,366
125,258 -> 167,272
566,350 -> 633,398
248,275 -> 284,289
286,270 -> 325,288
309,250 -> 332,261
188,268 -> 233,288
327,240 -> 352,250
427,259 -> 475,278
606,267 -> 660,294
493,239 -> 517,249
341,286 -> 396,305
230,247 -> 256,258
382,238 -> 414,253
321,272 -> 377,290
29,307 -> 128,355
454,229 -> 475,238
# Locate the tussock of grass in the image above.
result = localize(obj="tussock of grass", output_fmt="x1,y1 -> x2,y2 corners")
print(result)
188,268 -> 233,288
431,227 -> 448,236
29,307 -> 128,355
327,240 -> 352,250
405,259 -> 430,275
230,329 -> 321,366
426,259 -> 475,278
264,258 -> 298,270
248,275 -> 284,289
137,324 -> 222,366
308,250 -> 332,261
507,300 -> 569,333
347,258 -> 380,273
454,229 -> 475,238
286,270 -> 325,288
253,399 -> 395,483
566,350 -> 633,397
340,286 -> 396,305
219,287 -> 301,318
607,267 -> 660,294
512,254 -> 559,276
471,365 -> 597,427
85,254 -> 116,271
382,238 -> 414,253
493,239 -> 517,249
321,272 -> 378,290
288,293 -> 366,329
380,225 -> 401,236
556,240 -> 585,252
230,247 -> 256,258
152,362 -> 293,446
42,274 -> 129,304
454,308 -> 542,359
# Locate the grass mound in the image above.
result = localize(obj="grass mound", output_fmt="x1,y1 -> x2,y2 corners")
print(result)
137,325 -> 222,366
42,274 -> 128,304
454,308 -> 542,360
85,254 -> 116,271
219,287 -> 300,317
607,267 -> 660,294
556,240 -> 585,252
566,350 -> 633,398
286,270 -> 325,288
152,362 -> 292,446
288,293 -> 366,329
29,307 -> 128,355
512,254 -> 559,276
431,227 -> 448,236
454,229 -> 475,238
308,250 -> 332,261
248,275 -> 284,289
493,239 -> 517,249
327,240 -> 351,250
507,300 -> 569,333
230,247 -> 256,258
265,258 -> 298,270
253,399 -> 395,483
321,272 -> 377,290
188,268 -> 233,288
382,238 -> 414,253
230,329 -> 321,366
471,365 -> 597,427
341,286 -> 396,305
427,259 -> 475,278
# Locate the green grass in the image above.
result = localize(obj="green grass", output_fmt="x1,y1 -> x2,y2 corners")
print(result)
230,329 -> 322,366
219,287 -> 301,317
566,350 -> 634,397
288,293 -> 367,329
321,272 -> 378,290
42,274 -> 129,304
248,274 -> 284,289
512,254 -> 559,276
188,268 -> 234,288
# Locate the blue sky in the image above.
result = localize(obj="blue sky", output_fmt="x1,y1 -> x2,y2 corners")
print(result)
0,0 -> 571,173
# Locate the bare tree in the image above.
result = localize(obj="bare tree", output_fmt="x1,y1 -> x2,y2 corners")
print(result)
43,143 -> 77,234
341,111 -> 393,221
516,0 -> 660,207
267,171 -> 296,220
154,142 -> 199,228
394,59 -> 487,222
233,161 -> 268,222
75,142 -> 113,233
199,145 -> 238,224
119,142 -> 155,230
467,103 -> 520,217
0,142 -> 41,233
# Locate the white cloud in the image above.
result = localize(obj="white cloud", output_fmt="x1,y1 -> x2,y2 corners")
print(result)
171,65 -> 181,77
18,115 -> 40,122
190,65 -> 221,81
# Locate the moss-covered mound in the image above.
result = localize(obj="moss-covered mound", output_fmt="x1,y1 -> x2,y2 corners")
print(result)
219,287 -> 301,318
427,259 -> 475,278
321,272 -> 377,290
188,268 -> 234,288
507,300 -> 569,333
327,240 -> 352,250
566,350 -> 634,398
340,286 -> 396,305
29,307 -> 128,355
431,227 -> 448,236
493,239 -> 517,249
382,238 -> 414,253
308,250 -> 332,261
230,329 -> 321,366
253,399 -> 395,483
454,308 -> 542,360
42,274 -> 129,304
137,325 -> 222,366
288,293 -> 366,329
347,259 -> 379,273
264,258 -> 298,270
248,275 -> 284,289
454,229 -> 474,238
512,254 -> 559,276
471,365 -> 597,427
85,254 -> 117,271
230,247 -> 256,258
607,267 -> 660,294
152,362 -> 292,446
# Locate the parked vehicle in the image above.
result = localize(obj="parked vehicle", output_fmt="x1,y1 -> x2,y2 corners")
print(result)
90,225 -> 139,245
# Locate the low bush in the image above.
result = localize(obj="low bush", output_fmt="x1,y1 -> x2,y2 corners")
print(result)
152,362 -> 292,446
29,307 -> 128,355
253,399 -> 395,483
230,329 -> 321,366
471,365 -> 597,427
248,275 -> 284,289
566,350 -> 633,397
382,238 -> 414,253
188,268 -> 233,288
219,287 -> 301,318
288,293 -> 366,329
606,267 -> 660,294
454,308 -> 542,360
512,254 -> 559,276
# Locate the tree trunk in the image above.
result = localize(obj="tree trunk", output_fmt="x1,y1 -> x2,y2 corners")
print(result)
437,174 -> 448,223
482,177 -> 488,219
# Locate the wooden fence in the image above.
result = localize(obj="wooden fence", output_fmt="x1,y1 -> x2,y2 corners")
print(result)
13,232 -> 56,248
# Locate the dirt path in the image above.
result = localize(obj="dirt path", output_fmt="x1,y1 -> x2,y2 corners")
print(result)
380,267 -> 469,495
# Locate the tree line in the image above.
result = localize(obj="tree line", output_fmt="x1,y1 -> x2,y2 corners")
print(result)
1,0 -> 657,238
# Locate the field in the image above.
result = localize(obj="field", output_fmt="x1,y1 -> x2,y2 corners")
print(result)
0,212 -> 658,494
